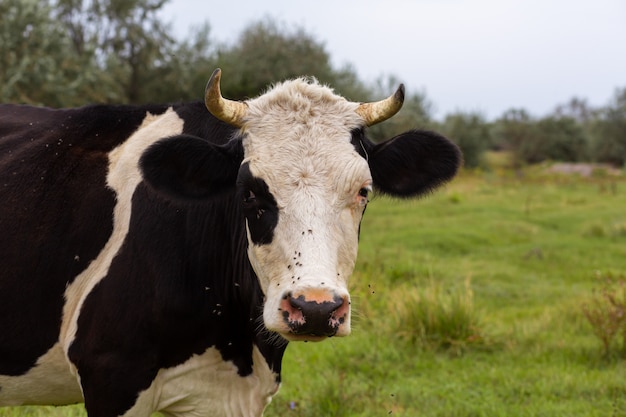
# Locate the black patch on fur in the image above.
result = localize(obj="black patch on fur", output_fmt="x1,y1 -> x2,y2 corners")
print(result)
69,182 -> 286,416
140,134 -> 243,201
0,103 -> 167,376
236,163 -> 279,245
351,128 -> 462,197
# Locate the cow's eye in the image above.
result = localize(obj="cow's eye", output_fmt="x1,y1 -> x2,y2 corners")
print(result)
243,190 -> 256,205
358,187 -> 369,199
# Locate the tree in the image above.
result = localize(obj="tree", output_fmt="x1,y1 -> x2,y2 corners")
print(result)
494,109 -> 591,165
1,0 -> 196,106
526,116 -> 589,163
56,0 -> 177,103
590,88 -> 626,166
441,112 -> 491,168
553,97 -> 594,124
492,109 -> 536,167
0,0 -> 99,106
215,19 -> 369,101
367,74 -> 434,143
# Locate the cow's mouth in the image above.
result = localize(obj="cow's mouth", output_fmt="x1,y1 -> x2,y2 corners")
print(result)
283,333 -> 329,342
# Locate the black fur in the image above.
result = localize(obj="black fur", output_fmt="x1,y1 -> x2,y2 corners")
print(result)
140,134 -> 243,201
351,128 -> 462,197
0,103 -> 169,376
69,182 -> 285,416
236,163 -> 280,245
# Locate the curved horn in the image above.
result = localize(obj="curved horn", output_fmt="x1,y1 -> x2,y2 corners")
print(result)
204,68 -> 247,127
356,84 -> 405,126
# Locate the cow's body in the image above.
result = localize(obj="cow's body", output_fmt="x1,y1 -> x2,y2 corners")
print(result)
0,70 -> 461,416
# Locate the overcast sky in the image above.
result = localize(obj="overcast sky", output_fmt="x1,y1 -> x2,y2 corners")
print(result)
161,0 -> 625,120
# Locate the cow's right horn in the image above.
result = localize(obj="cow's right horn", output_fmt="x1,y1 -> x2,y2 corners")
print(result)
205,68 -> 247,128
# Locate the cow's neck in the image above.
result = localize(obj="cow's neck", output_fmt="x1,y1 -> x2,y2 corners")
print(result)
186,189 -> 287,377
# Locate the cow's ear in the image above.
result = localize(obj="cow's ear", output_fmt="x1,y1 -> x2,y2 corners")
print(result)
140,135 -> 243,200
368,130 -> 462,197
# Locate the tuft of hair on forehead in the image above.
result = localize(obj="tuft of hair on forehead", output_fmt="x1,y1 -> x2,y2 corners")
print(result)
244,77 -> 363,131
263,76 -> 339,103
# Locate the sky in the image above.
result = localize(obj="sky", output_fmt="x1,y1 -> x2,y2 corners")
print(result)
161,0 -> 626,120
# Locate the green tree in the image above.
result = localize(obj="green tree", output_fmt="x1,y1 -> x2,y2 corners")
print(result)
590,88 -> 626,166
136,22 -> 218,103
441,112 -> 491,168
492,109 -> 536,167
215,18 -> 369,101
1,0 -> 192,106
0,0 -> 98,106
521,116 -> 589,163
367,74 -> 434,142
553,97 -> 594,124
56,0 -> 176,103
495,109 -> 591,165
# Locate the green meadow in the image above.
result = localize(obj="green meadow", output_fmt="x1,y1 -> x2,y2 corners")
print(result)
3,162 -> 626,416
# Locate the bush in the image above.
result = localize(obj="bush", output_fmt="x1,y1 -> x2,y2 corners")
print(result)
518,116 -> 589,164
582,271 -> 626,357
392,278 -> 483,354
589,88 -> 626,167
441,112 -> 491,169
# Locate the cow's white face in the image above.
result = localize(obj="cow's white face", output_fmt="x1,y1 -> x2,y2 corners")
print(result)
237,82 -> 370,340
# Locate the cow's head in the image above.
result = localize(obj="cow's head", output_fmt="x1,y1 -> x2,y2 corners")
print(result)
141,69 -> 461,342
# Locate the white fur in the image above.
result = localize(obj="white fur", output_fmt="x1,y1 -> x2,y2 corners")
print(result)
119,346 -> 279,417
241,79 -> 371,338
0,343 -> 82,405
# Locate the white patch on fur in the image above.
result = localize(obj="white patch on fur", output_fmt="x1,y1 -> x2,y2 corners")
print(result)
119,345 -> 279,417
241,79 -> 371,337
56,109 -> 184,375
0,343 -> 82,405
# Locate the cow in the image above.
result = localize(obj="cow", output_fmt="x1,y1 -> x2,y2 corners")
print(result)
0,68 -> 461,416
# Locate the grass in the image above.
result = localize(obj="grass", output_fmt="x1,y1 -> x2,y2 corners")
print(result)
270,166 -> 626,417
2,163 -> 626,416
389,277 -> 483,353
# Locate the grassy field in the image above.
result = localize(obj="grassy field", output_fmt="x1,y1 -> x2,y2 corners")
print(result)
2,163 -> 626,416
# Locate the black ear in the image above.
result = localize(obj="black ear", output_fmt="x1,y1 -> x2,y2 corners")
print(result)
139,134 -> 243,200
369,130 -> 462,197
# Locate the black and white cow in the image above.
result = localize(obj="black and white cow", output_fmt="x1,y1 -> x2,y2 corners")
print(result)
0,69 -> 461,416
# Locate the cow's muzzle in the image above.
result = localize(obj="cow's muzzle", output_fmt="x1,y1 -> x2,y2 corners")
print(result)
279,290 -> 350,339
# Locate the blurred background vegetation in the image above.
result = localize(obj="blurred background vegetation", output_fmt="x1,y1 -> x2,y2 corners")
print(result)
1,0 -> 625,169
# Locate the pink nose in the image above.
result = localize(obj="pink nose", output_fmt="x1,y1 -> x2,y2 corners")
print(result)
279,290 -> 349,337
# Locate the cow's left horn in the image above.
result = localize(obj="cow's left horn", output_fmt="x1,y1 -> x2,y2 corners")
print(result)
355,84 -> 405,126
205,68 -> 247,127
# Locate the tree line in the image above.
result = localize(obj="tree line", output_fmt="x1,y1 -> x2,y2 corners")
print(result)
1,0 -> 624,168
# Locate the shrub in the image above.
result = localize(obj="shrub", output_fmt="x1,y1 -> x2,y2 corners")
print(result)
441,112 -> 491,169
392,278 -> 483,354
519,116 -> 590,164
582,271 -> 626,357
589,87 -> 626,167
